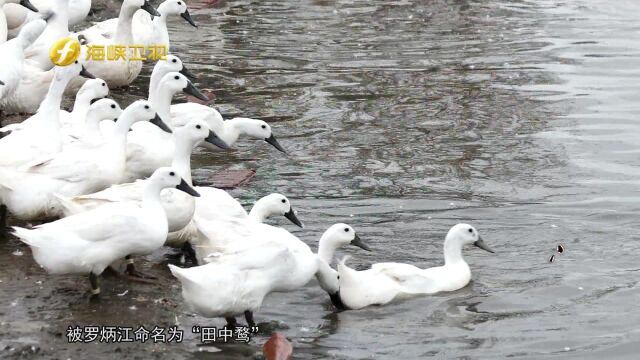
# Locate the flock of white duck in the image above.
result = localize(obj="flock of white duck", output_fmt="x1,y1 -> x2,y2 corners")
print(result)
0,0 -> 495,328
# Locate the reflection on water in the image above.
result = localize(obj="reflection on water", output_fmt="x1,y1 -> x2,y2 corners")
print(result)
3,0 -> 640,358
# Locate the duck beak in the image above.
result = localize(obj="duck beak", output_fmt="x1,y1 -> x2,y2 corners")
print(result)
80,66 -> 96,79
0,80 -> 4,85
265,134 -> 286,153
204,130 -> 231,150
284,208 -> 304,228
183,81 -> 208,101
0,130 -> 12,139
176,178 -> 200,197
179,65 -> 196,80
350,234 -> 371,251
150,113 -> 172,133
181,9 -> 197,28
141,0 -> 161,17
473,236 -> 495,253
19,0 -> 38,12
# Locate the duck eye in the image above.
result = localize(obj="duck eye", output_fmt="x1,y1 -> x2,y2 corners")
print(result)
468,229 -> 473,233
102,83 -> 106,86
261,125 -> 266,129
177,1 -> 182,4
281,199 -> 286,203
344,228 -> 349,232
169,172 -> 175,176
144,105 -> 150,109
196,125 -> 201,129
75,60 -> 79,64
172,59 -> 177,63
174,75 -> 179,80
111,104 -> 116,109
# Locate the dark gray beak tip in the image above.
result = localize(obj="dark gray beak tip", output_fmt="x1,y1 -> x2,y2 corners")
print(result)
150,114 -> 172,133
284,209 -> 304,228
183,82 -> 208,101
80,66 -> 96,79
179,66 -> 196,80
176,178 -> 200,197
181,10 -> 197,28
20,0 -> 39,12
350,234 -> 371,252
141,1 -> 161,17
0,80 -> 5,86
473,238 -> 495,254
265,134 -> 287,154
205,130 -> 231,150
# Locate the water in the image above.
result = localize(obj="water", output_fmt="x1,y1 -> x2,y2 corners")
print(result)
2,0 -> 640,358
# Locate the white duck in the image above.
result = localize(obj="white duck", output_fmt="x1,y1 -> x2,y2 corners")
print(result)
1,77 -> 108,132
0,100 -> 169,221
12,167 -> 199,296
74,0 -> 160,88
64,97 -> 121,143
122,72 -> 225,182
4,0 -> 90,38
169,223 -> 369,327
167,192 -> 303,249
57,119 -> 225,234
0,18 -> 44,101
0,0 -> 38,44
0,61 -> 94,167
170,103 -> 287,153
22,0 -> 70,70
335,224 -> 494,310
91,0 -> 196,50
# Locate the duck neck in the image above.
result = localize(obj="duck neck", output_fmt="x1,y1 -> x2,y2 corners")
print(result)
110,111 -> 137,148
317,234 -> 338,265
443,239 -> 465,266
114,4 -> 137,44
221,119 -> 244,145
36,72 -> 71,133
171,132 -> 194,184
142,180 -> 165,210
248,198 -> 272,223
154,3 -> 170,27
84,112 -> 105,138
148,66 -> 164,100
70,92 -> 93,123
50,0 -> 70,32
150,87 -> 175,128
0,10 -> 7,44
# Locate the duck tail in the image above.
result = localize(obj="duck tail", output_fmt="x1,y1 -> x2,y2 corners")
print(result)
11,226 -> 37,247
168,264 -> 188,283
52,193 -> 81,217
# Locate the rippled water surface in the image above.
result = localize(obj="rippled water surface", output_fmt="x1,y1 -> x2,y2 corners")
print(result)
2,0 -> 640,358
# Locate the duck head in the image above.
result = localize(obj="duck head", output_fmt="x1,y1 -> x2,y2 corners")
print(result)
150,167 -> 200,197
86,99 -> 123,123
79,78 -> 110,105
160,72 -> 208,101
175,119 -> 230,150
54,61 -> 95,81
120,100 -> 172,133
230,118 -> 287,153
445,224 -> 494,255
250,193 -> 304,228
322,223 -> 370,252
159,0 -> 197,27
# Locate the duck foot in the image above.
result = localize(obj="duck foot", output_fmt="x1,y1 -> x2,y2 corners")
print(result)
125,256 -> 158,282
88,273 -> 101,301
181,242 -> 198,266
225,317 -> 237,329
0,205 -> 8,238
244,310 -> 256,328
